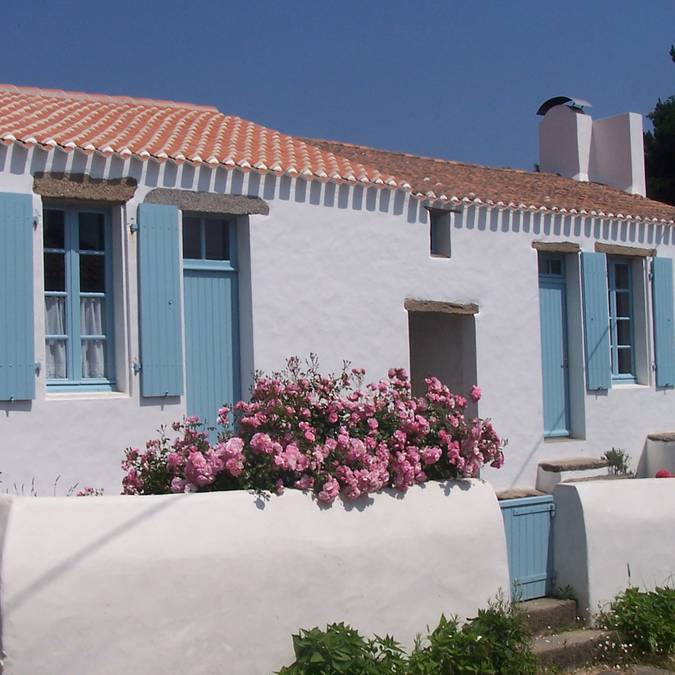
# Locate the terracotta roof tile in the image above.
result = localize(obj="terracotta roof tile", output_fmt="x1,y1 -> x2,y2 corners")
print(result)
0,84 -> 399,188
1,84 -> 673,224
306,139 -> 675,224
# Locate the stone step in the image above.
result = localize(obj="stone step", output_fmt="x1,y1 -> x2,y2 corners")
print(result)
536,457 -> 609,493
533,629 -> 612,671
517,597 -> 578,635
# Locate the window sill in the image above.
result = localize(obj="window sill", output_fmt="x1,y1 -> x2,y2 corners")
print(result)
610,382 -> 650,390
46,391 -> 129,401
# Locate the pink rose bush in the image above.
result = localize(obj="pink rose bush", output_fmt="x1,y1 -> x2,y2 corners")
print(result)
122,357 -> 505,504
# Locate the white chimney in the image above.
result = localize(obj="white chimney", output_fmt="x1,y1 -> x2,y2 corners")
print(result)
537,97 -> 646,197
539,104 -> 592,181
589,112 -> 646,197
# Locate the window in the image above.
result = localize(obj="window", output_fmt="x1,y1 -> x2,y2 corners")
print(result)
429,209 -> 451,258
43,205 -> 114,389
182,215 -> 231,262
607,257 -> 635,381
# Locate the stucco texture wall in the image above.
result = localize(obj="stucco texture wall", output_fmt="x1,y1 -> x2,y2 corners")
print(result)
0,480 -> 509,675
553,479 -> 675,620
2,143 -> 675,496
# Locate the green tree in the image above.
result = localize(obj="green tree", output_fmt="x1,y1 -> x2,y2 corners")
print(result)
644,46 -> 675,205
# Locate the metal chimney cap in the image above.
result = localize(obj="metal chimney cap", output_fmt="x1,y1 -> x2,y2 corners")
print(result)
536,96 -> 592,116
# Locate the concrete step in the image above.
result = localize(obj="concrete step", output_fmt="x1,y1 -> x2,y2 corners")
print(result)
536,457 -> 609,493
533,629 -> 612,671
517,597 -> 578,635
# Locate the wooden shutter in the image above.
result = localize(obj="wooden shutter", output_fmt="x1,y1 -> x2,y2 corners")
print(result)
581,251 -> 611,391
137,203 -> 183,397
0,192 -> 35,400
652,257 -> 675,387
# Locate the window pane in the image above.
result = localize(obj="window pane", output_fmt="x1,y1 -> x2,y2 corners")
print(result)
614,263 -> 630,290
44,210 -> 65,249
616,319 -> 631,346
46,338 -> 67,379
616,292 -> 630,318
44,253 -> 66,291
617,348 -> 632,375
549,258 -> 562,276
81,297 -> 105,336
79,212 -> 105,251
81,339 -> 105,378
182,217 -> 201,259
205,219 -> 229,260
80,255 -> 105,292
45,296 -> 66,335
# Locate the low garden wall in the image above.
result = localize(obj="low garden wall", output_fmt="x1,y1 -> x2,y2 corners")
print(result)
0,480 -> 509,675
552,479 -> 675,620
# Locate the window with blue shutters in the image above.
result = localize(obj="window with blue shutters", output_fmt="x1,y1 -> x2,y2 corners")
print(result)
43,205 -> 115,390
607,257 -> 635,382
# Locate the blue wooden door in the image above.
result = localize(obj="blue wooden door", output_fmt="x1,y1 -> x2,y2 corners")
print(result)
182,215 -> 239,429
500,496 -> 555,600
538,255 -> 570,437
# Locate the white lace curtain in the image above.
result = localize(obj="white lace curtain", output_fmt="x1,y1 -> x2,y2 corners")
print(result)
45,297 -> 106,379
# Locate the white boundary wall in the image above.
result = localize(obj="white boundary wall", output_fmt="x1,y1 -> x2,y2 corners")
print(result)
553,479 -> 675,620
0,480 -> 509,675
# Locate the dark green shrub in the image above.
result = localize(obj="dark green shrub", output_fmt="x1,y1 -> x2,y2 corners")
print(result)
598,585 -> 675,657
277,622 -> 407,674
278,597 -> 536,674
407,598 -> 535,674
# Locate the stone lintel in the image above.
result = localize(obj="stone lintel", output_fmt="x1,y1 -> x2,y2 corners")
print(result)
145,188 -> 269,216
34,173 -> 137,202
595,242 -> 656,257
404,298 -> 479,315
532,241 -> 581,253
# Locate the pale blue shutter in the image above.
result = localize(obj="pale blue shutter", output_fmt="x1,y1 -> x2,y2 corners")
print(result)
652,257 -> 675,387
581,251 -> 611,390
137,203 -> 183,397
0,192 -> 35,400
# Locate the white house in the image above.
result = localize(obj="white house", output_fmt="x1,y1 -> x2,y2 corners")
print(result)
1,84 -> 674,495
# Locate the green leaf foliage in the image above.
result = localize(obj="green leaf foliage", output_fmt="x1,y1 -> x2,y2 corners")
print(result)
644,48 -> 675,206
598,585 -> 675,657
278,597 -> 535,674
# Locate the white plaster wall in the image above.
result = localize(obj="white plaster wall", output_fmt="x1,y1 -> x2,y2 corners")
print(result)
553,480 -> 675,619
245,187 -> 675,490
0,480 -> 509,675
644,438 -> 675,476
2,142 -> 675,495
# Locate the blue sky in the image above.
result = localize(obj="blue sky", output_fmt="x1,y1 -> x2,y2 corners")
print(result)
1,0 -> 673,170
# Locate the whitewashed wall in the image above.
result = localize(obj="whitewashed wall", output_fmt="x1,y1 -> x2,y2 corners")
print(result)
0,480 -> 509,675
1,142 -> 675,495
553,480 -> 675,619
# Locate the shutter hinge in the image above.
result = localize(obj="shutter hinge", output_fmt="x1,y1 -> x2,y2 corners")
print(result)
34,361 -> 41,374
652,361 -> 657,372
33,214 -> 39,229
132,360 -> 142,375
129,218 -> 138,234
